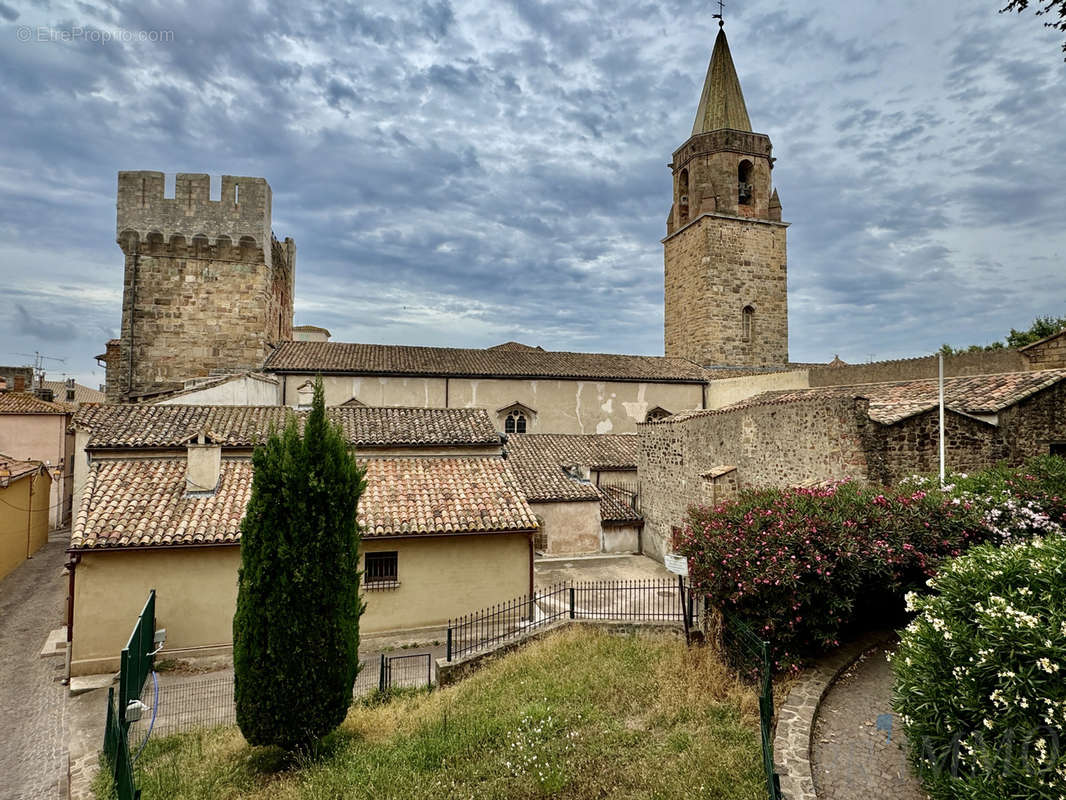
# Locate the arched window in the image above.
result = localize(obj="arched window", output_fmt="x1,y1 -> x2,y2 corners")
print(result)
505,410 -> 527,434
742,305 -> 755,343
738,160 -> 754,206
645,407 -> 672,423
677,169 -> 690,224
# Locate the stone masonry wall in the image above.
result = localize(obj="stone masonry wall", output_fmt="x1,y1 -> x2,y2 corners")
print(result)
110,172 -> 294,400
664,214 -> 788,368
808,349 -> 1027,387
638,396 -> 872,560
999,382 -> 1066,461
867,410 -> 1009,486
1022,332 -> 1066,370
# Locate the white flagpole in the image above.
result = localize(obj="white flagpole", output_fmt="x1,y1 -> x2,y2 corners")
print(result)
939,353 -> 945,487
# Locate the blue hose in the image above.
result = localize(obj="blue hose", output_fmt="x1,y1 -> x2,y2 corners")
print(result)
131,671 -> 159,764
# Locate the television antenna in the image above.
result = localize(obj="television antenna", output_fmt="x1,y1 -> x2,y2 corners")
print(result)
13,351 -> 66,389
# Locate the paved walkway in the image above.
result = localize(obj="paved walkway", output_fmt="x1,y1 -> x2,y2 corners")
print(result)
0,532 -> 70,800
810,642 -> 928,800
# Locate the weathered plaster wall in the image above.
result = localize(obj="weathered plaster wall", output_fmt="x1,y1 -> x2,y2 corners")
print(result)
0,470 -> 50,582
705,369 -> 809,409
71,533 -> 530,676
531,500 -> 602,555
0,414 -> 72,527
602,524 -> 640,554
288,374 -> 706,435
157,376 -> 280,406
638,397 -> 873,561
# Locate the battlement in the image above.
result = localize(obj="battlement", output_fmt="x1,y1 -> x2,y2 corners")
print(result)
116,171 -> 274,260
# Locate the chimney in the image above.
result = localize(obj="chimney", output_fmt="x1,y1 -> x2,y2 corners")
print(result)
186,432 -> 222,493
37,388 -> 54,402
14,374 -> 25,393
65,377 -> 76,402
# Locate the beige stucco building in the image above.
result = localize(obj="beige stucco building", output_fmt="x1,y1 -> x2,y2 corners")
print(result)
0,455 -> 51,582
0,392 -> 73,529
67,405 -> 538,676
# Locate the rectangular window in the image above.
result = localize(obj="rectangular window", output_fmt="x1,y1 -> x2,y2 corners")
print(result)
364,551 -> 398,588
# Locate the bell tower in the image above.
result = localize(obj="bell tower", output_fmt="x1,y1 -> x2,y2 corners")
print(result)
663,24 -> 788,368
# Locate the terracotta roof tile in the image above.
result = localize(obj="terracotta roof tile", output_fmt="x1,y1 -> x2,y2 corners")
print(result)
71,456 -> 536,550
0,392 -> 73,415
263,341 -> 709,383
73,404 -> 500,449
505,434 -> 637,502
0,454 -> 43,485
659,369 -> 1066,426
598,485 -> 641,525
41,381 -> 106,405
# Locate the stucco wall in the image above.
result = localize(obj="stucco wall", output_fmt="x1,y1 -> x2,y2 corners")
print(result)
530,500 -> 602,555
0,470 -> 50,582
602,524 -> 640,554
360,534 -> 530,632
705,369 -> 809,409
158,376 -> 280,406
638,397 -> 874,561
285,374 -> 705,435
71,533 -> 531,676
0,414 -> 72,528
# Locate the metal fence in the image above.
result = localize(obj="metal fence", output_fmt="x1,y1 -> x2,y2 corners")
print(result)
127,653 -> 436,743
446,578 -> 691,661
723,613 -> 781,800
102,590 -> 157,800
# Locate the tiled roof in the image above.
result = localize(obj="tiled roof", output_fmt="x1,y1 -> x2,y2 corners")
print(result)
41,381 -> 106,405
0,392 -> 72,415
505,434 -> 638,502
0,454 -> 43,485
71,456 -> 537,550
263,341 -> 709,383
359,458 -> 538,537
599,486 -> 641,525
661,369 -> 1066,426
73,404 -> 501,449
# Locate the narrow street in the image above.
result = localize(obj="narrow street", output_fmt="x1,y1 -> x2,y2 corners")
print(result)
0,532 -> 70,800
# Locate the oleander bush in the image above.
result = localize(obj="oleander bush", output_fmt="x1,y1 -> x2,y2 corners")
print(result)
892,534 -> 1066,799
679,480 -> 985,672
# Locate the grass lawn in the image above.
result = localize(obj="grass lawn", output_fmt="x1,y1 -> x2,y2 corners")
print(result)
100,627 -> 766,799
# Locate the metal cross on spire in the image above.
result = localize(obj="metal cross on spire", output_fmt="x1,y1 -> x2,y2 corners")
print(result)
712,0 -> 725,27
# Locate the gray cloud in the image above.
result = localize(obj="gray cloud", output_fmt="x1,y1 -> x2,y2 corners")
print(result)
1,0 -> 1064,387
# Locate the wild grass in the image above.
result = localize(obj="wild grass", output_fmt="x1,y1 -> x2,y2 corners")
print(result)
96,627 -> 766,799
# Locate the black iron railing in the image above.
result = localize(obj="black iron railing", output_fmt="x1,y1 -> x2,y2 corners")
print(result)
446,579 -> 691,662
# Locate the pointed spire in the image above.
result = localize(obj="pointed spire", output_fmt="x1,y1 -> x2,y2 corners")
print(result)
691,26 -> 752,135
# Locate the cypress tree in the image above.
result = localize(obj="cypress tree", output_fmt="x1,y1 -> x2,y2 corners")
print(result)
233,377 -> 365,750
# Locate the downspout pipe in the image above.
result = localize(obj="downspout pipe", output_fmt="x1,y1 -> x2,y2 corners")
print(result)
65,552 -> 81,683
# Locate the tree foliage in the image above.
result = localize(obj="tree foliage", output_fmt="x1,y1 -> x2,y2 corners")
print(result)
939,314 -> 1066,356
234,377 -> 366,750
1001,0 -> 1066,58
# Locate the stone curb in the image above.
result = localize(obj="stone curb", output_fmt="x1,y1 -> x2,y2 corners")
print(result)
772,631 -> 895,800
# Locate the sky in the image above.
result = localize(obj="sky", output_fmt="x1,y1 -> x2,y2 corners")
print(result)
1,0 -> 1064,388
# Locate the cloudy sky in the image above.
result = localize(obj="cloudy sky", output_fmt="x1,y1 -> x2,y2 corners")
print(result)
1,0 -> 1064,387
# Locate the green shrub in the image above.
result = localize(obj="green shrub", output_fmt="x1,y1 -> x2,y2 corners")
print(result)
892,534 -> 1066,799
233,377 -> 367,750
680,480 -> 985,672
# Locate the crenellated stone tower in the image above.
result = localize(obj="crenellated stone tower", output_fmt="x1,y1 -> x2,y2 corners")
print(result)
663,25 -> 788,368
107,172 -> 295,402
